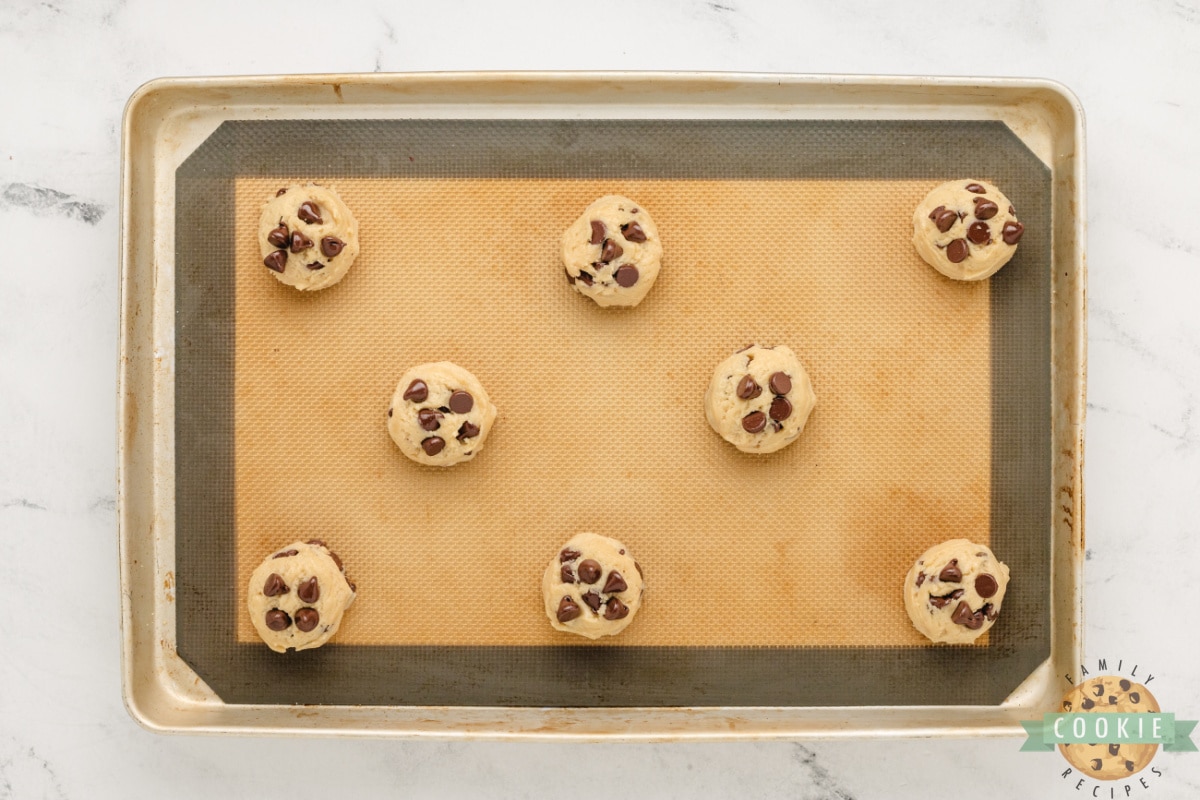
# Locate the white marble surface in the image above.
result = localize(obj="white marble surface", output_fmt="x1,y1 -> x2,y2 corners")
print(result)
3,0 -> 1200,797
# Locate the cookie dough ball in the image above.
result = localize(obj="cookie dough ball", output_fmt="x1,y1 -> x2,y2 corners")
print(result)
562,195 -> 663,307
247,540 -> 357,653
912,179 -> 1025,281
1059,677 -> 1161,779
388,362 -> 498,467
903,539 -> 1010,645
704,344 -> 816,454
543,533 -> 644,639
258,183 -> 360,291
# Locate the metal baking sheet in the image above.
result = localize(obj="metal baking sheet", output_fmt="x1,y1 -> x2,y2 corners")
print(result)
118,72 -> 1085,738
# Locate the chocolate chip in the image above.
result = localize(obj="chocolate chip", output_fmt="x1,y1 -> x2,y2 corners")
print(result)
769,371 -> 792,395
556,596 -> 581,622
1109,695 -> 1118,705
421,436 -> 445,456
1090,759 -> 1103,772
621,221 -> 647,243
272,549 -> 298,559
1082,697 -> 1095,710
634,561 -> 644,579
297,201 -> 322,224
347,581 -> 356,592
388,408 -> 393,417
929,589 -> 963,609
975,573 -> 998,598
600,238 -> 623,263
928,205 -> 945,220
1062,700 -> 1073,711
938,559 -> 962,582
1109,744 -> 1121,756
578,559 -> 601,584
265,609 -> 291,631
973,198 -> 999,220
1120,679 -> 1131,691
965,183 -> 986,194
951,600 -> 985,629
307,539 -> 327,548
294,607 -> 319,632
449,391 -> 474,414
305,262 -> 324,270
1130,692 -> 1141,704
263,250 -> 288,273
737,375 -> 762,400
1125,761 -> 1135,772
576,270 -> 594,286
297,576 -> 320,603
946,238 -> 970,263
320,236 -> 344,258
263,573 -> 288,597
589,220 -> 605,245
613,264 -> 639,288
771,420 -> 783,432
916,573 -> 926,587
1093,683 -> 1104,697
604,598 -> 630,620
290,230 -> 313,253
583,591 -> 602,612
327,550 -> 343,571
935,209 -> 959,233
457,421 -> 480,441
560,548 -> 581,563
1002,220 -> 1025,245
564,269 -> 575,285
769,396 -> 792,422
603,571 -> 627,594
276,188 -> 288,197
267,223 -> 290,248
1008,205 -> 1015,215
983,603 -> 998,620
417,408 -> 443,431
560,565 -> 575,583
742,410 -> 767,433
967,221 -> 990,244
403,379 -> 429,403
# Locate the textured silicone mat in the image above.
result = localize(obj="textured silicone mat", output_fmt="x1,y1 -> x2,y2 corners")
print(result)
176,119 -> 1051,706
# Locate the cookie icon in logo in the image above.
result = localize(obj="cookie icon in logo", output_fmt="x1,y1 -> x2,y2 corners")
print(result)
1058,676 -> 1161,780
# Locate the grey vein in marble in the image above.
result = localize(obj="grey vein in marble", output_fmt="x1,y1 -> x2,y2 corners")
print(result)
0,183 -> 105,225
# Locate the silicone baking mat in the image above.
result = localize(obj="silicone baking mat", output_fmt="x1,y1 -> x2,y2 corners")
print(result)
175,119 -> 1051,706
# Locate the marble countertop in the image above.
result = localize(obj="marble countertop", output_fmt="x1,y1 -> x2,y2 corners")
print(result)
4,1 -> 1200,797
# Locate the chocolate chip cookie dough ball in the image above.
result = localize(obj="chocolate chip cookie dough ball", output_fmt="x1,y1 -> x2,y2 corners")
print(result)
903,539 -> 1009,645
912,179 -> 1024,281
544,533 -> 645,639
258,183 -> 360,291
705,344 -> 816,454
1059,677 -> 1161,779
247,540 -> 357,653
387,362 -> 498,467
562,195 -> 663,307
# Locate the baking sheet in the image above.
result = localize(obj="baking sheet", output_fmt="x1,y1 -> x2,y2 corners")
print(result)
174,118 -> 1051,707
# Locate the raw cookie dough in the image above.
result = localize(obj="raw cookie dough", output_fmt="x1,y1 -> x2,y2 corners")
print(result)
258,183 -> 360,291
912,179 -> 1025,281
543,533 -> 644,639
562,195 -> 663,307
1059,677 -> 1161,779
704,344 -> 816,454
387,362 -> 498,467
247,540 -> 357,653
903,539 -> 1009,645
